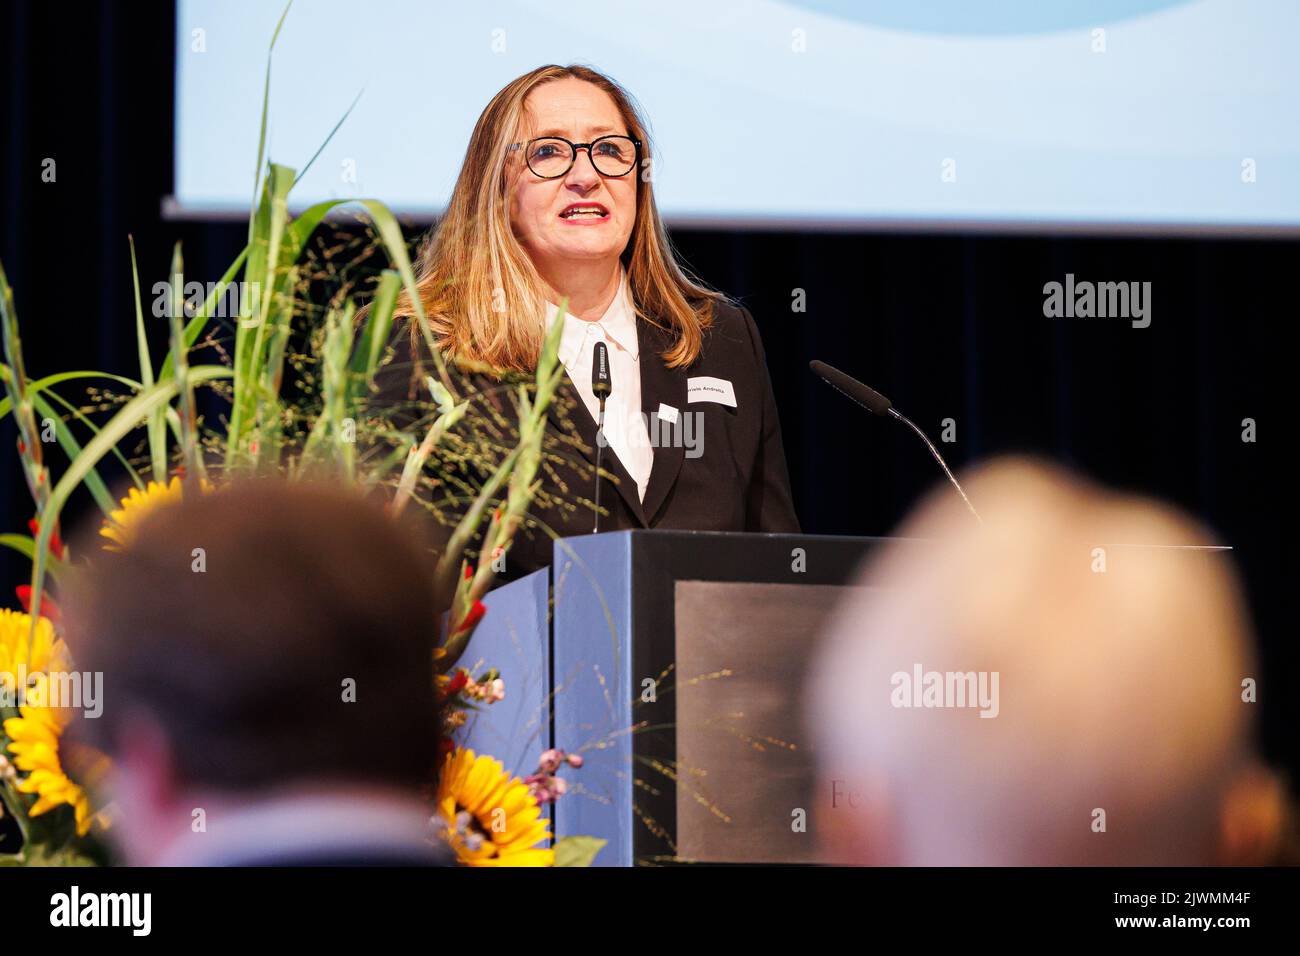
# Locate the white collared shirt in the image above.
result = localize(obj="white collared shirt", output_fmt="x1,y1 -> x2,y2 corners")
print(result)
544,270 -> 654,503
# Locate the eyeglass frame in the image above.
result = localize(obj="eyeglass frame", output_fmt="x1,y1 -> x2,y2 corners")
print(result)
507,134 -> 644,179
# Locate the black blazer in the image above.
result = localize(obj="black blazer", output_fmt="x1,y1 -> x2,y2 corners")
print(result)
373,299 -> 800,577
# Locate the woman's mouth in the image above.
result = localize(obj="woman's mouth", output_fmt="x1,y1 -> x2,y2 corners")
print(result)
558,203 -> 610,224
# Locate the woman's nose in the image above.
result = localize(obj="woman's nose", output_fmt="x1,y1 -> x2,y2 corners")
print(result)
564,148 -> 601,188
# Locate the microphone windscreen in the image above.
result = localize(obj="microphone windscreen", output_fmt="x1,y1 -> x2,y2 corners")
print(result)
591,341 -> 612,399
809,360 -> 893,416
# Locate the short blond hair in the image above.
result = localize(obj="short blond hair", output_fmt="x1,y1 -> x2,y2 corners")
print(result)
810,457 -> 1258,865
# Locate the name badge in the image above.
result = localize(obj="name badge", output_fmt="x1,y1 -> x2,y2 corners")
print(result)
687,376 -> 737,408
657,402 -> 680,424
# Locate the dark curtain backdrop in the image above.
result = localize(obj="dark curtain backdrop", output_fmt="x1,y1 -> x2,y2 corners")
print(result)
3,2 -> 1295,781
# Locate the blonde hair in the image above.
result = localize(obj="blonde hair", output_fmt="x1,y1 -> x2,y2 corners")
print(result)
392,64 -> 724,374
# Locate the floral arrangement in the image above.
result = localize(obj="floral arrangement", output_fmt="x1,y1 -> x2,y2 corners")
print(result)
0,3 -> 599,867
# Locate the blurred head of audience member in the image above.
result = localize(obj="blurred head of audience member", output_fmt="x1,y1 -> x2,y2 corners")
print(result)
808,456 -> 1292,866
64,480 -> 449,866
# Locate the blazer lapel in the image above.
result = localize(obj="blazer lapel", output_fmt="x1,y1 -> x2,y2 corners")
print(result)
637,320 -> 688,525
547,369 -> 647,526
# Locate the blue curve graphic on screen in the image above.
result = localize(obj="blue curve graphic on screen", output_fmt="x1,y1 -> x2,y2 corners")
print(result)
781,0 -> 1194,35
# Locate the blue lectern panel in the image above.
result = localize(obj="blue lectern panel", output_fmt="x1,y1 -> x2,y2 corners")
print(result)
455,568 -> 552,778
551,533 -> 638,866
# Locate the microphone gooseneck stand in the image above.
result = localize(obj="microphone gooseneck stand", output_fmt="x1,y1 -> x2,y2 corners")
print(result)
592,341 -> 612,533
809,359 -> 982,525
886,406 -> 982,525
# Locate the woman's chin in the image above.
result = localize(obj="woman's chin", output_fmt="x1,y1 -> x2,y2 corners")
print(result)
547,239 -> 623,262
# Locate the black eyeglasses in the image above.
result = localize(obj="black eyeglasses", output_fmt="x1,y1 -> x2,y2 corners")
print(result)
508,135 -> 642,179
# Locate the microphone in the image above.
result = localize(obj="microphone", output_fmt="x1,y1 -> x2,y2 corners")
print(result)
810,359 -> 982,524
592,339 -> 611,403
592,341 -> 611,533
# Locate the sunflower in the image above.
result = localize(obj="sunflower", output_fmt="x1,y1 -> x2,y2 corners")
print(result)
3,674 -> 108,837
98,476 -> 187,551
433,748 -> 553,866
0,608 -> 68,678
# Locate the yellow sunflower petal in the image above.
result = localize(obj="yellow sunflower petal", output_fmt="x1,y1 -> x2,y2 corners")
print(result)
435,748 -> 553,866
98,477 -> 188,551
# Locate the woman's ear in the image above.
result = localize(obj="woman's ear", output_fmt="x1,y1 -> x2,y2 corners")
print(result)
1216,761 -> 1287,865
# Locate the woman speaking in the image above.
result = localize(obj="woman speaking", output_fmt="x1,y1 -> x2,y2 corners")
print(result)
377,64 -> 799,575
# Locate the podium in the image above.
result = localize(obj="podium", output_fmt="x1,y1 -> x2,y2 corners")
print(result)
460,530 -> 883,866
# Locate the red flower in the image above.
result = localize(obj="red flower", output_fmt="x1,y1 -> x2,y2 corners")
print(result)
452,600 -> 486,636
27,518 -> 64,560
443,670 -> 469,697
16,586 -> 61,624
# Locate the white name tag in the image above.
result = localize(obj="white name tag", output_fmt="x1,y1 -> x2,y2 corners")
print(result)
657,402 -> 680,424
687,376 -> 737,408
